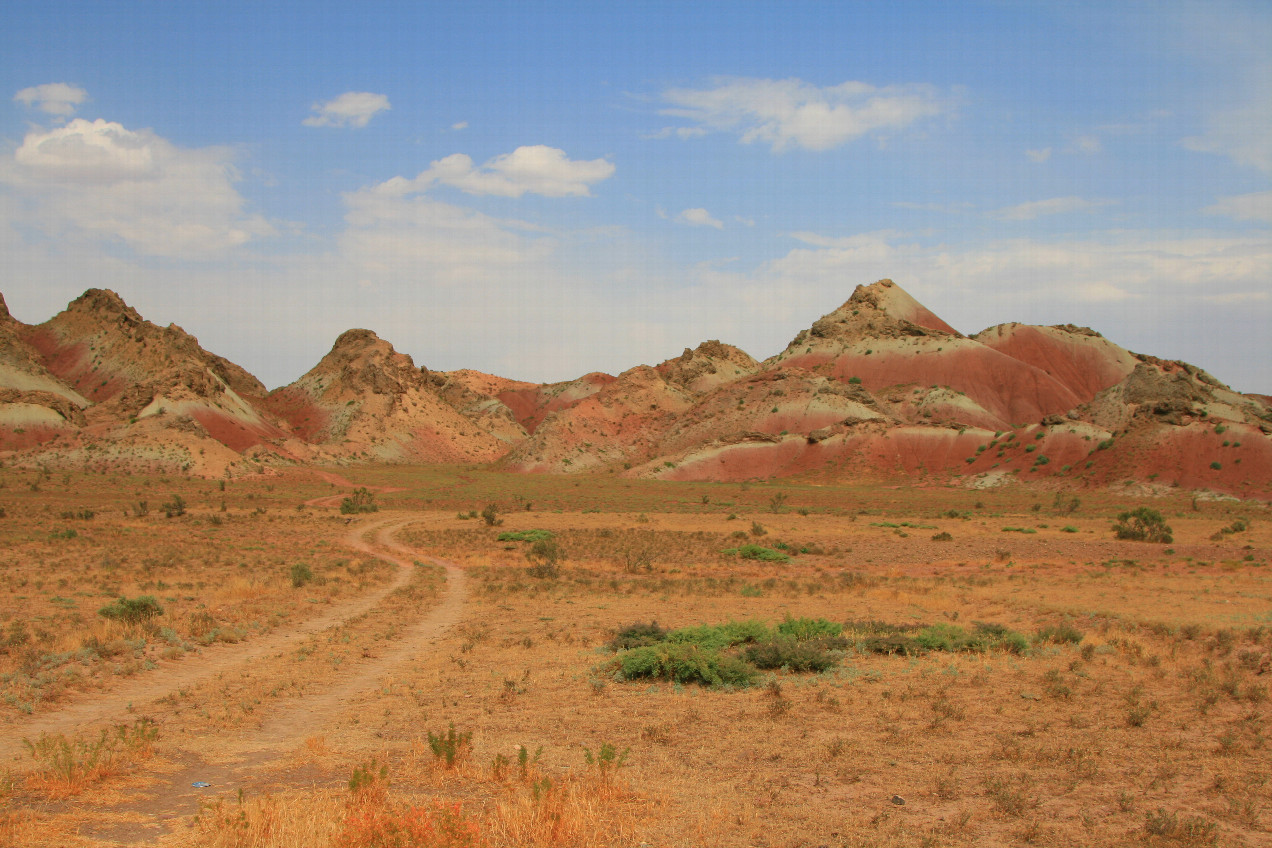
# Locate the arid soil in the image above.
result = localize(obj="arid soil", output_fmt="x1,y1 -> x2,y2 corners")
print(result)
0,466 -> 1268,847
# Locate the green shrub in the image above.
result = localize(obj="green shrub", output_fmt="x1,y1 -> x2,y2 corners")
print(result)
339,488 -> 378,515
722,544 -> 790,563
612,643 -> 756,687
162,495 -> 186,518
916,623 -> 969,652
496,529 -> 553,542
290,563 -> 314,588
525,538 -> 562,578
776,616 -> 842,641
1113,507 -> 1173,543
667,620 -> 772,651
426,724 -> 472,768
608,621 -> 668,651
98,596 -> 163,627
744,637 -> 838,672
1036,623 -> 1084,645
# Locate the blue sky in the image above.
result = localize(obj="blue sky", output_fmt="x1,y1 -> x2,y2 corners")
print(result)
2,1 -> 1269,392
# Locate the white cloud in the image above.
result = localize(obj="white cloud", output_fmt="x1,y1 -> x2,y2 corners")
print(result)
340,180 -> 555,278
1204,191 -> 1272,222
3,118 -> 272,256
407,145 -> 615,198
451,121 -> 468,131
642,126 -> 709,140
302,92 -> 391,128
1072,135 -> 1102,154
660,77 -> 950,152
1025,147 -> 1052,163
14,83 -> 87,117
990,196 -> 1114,221
675,207 -> 723,229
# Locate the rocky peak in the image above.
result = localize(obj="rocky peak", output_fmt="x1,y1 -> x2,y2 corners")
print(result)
310,329 -> 428,397
0,292 -> 10,323
659,339 -> 758,392
796,279 -> 962,348
67,288 -> 142,325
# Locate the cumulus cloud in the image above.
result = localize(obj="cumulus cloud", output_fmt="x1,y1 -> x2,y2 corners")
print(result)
14,83 -> 87,117
659,77 -> 950,151
407,145 -> 615,198
341,179 -> 554,274
3,118 -> 272,256
1204,190 -> 1272,222
675,207 -> 723,229
1025,147 -> 1052,163
990,196 -> 1114,221
302,91 -> 391,128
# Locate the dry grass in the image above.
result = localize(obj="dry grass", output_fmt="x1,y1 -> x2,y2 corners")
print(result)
0,464 -> 1268,846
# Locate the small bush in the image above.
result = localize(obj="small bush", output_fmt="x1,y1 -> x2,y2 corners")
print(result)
290,563 -> 314,588
1036,623 -> 1084,645
1113,507 -> 1173,543
426,724 -> 472,769
932,531 -> 953,541
525,538 -> 562,578
339,488 -> 378,515
480,503 -> 501,527
609,621 -> 668,651
497,529 -> 553,542
776,616 -> 843,641
161,495 -> 186,518
612,643 -> 756,687
722,544 -> 790,563
668,620 -> 772,651
98,596 -> 163,627
744,637 -> 838,672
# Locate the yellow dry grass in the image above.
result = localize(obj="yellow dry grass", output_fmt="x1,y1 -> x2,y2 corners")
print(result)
0,464 -> 1267,846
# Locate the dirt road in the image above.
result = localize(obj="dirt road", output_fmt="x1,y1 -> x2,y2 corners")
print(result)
4,516 -> 468,844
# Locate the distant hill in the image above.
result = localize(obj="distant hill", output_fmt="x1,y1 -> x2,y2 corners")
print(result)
1,280 -> 1269,499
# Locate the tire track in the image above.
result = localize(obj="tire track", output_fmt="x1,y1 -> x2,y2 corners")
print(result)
0,516 -> 424,763
78,521 -> 467,844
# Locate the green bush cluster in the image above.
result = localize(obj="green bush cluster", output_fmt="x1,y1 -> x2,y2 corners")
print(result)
721,544 -> 790,563
842,619 -> 1031,656
605,616 -> 844,687
98,595 -> 164,627
496,529 -> 554,542
339,487 -> 378,515
1113,507 -> 1173,543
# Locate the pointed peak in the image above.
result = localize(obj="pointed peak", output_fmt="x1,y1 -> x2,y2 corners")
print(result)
331,328 -> 386,351
0,292 -> 10,323
844,278 -> 960,336
67,288 -> 139,320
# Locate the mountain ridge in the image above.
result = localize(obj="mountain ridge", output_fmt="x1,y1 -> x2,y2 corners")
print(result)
1,280 -> 1268,499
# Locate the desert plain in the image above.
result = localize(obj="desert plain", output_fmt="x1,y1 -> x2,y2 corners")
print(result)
0,464 -> 1267,848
